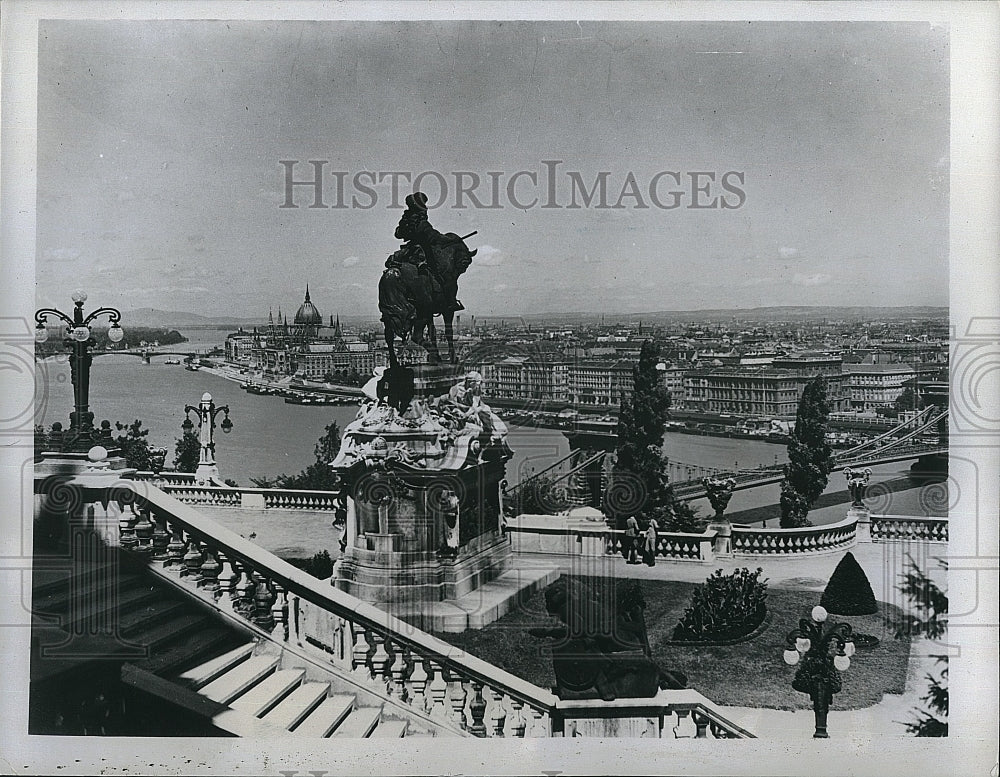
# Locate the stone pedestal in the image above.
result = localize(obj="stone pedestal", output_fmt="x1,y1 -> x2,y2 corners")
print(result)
330,367 -> 539,619
849,505 -> 872,542
707,519 -> 732,556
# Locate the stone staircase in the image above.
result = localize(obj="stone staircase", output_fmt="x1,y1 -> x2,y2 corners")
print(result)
161,640 -> 425,737
29,547 -> 440,737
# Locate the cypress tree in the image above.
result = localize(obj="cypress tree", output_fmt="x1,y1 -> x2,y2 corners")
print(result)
608,341 -> 671,526
779,377 -> 833,528
820,552 -> 878,615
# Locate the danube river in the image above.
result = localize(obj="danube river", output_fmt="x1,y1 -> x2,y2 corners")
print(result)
35,344 -> 940,525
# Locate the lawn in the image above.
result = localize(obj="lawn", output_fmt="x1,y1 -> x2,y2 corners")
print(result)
432,575 -> 911,711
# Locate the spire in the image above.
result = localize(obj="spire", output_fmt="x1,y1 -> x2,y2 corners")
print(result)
304,284 -> 311,303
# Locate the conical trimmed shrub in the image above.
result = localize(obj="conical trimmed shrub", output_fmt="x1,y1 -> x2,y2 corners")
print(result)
821,552 -> 878,615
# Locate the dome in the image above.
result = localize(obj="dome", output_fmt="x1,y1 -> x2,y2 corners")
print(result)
294,285 -> 323,325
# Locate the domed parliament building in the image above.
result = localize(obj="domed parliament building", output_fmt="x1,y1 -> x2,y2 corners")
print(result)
224,286 -> 386,380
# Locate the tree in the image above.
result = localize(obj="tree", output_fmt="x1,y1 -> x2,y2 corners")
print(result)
173,430 -> 201,473
779,377 -> 833,528
893,386 -> 919,415
820,552 -> 878,615
114,420 -> 153,471
895,557 -> 948,736
606,341 -> 683,527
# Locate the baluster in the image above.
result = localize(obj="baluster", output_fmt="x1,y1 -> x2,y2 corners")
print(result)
488,687 -> 507,737
166,520 -> 186,568
427,661 -> 449,722
252,571 -> 275,630
507,698 -> 526,737
447,670 -> 468,731
526,705 -> 548,737
468,680 -> 487,737
199,545 -> 221,593
692,710 -> 710,738
231,561 -> 251,619
151,512 -> 170,560
119,506 -> 138,551
408,656 -> 429,714
388,645 -> 409,702
351,624 -> 373,681
134,507 -> 154,557
271,582 -> 288,641
369,632 -> 391,690
182,536 -> 203,581
216,551 -> 235,606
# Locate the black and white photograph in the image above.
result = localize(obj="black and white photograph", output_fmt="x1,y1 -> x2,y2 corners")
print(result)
1,2 -> 997,775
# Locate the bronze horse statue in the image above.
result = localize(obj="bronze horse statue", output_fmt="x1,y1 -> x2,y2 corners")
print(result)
378,192 -> 476,369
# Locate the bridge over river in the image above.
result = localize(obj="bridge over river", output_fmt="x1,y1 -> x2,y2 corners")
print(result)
506,406 -> 948,509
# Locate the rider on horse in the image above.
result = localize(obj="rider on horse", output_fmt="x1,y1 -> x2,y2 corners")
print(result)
386,192 -> 465,313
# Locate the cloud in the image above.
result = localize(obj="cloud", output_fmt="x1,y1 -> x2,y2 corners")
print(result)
792,272 -> 831,287
475,245 -> 503,267
342,256 -> 360,267
493,283 -> 508,293
43,247 -> 81,262
778,246 -> 802,260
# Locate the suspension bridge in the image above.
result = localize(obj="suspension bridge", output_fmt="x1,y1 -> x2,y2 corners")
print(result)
505,406 -> 948,510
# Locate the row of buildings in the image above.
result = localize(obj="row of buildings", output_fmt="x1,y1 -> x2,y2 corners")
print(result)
223,288 -> 944,419
477,351 -> 940,417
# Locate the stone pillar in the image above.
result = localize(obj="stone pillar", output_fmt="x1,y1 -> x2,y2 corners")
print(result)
850,505 -> 872,542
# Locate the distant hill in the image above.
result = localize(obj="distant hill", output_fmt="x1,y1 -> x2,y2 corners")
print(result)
481,306 -> 949,325
122,305 -> 947,329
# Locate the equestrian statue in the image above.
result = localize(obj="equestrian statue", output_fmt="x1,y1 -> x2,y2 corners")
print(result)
378,192 -> 477,369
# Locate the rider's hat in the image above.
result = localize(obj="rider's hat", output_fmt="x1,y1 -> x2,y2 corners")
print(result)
405,192 -> 429,212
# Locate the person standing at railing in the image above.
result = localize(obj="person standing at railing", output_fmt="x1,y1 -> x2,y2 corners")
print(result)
643,518 -> 658,567
625,515 -> 640,564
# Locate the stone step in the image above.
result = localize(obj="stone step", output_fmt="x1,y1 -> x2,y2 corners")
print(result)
132,627 -> 244,677
371,719 -> 408,738
60,585 -> 160,630
129,613 -> 211,651
117,599 -> 189,637
330,706 -> 382,738
200,655 -> 281,705
32,570 -> 145,614
291,694 -> 355,737
177,642 -> 255,688
261,682 -> 330,731
31,560 -> 121,598
231,669 -> 306,717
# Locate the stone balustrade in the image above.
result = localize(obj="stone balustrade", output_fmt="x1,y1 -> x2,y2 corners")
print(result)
729,516 -> 858,557
605,530 -> 717,562
132,470 -> 198,486
869,514 -> 948,543
136,480 -> 342,511
63,478 -> 753,739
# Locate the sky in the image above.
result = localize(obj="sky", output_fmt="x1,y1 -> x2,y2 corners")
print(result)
35,20 -> 949,319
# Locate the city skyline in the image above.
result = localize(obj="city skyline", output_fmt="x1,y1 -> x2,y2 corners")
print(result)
36,20 -> 949,317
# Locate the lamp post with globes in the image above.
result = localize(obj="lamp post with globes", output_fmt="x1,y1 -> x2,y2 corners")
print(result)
182,392 -> 233,484
35,290 -> 124,452
782,605 -> 856,738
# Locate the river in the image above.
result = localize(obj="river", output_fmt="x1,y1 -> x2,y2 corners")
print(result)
36,334 -> 941,525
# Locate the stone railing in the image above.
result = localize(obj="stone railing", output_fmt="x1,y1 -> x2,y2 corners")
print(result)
132,470 -> 198,486
66,479 -> 752,739
730,516 -> 857,557
506,517 -> 717,563
145,482 -> 342,511
869,514 -> 948,543
605,530 -> 717,562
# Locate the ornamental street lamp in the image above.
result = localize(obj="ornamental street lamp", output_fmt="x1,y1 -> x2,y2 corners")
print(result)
782,605 -> 857,738
182,392 -> 233,484
35,290 -> 124,452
